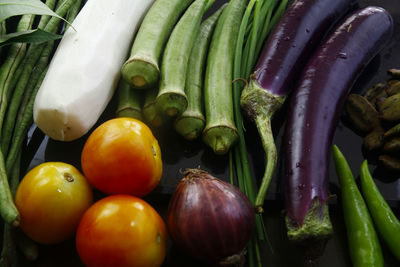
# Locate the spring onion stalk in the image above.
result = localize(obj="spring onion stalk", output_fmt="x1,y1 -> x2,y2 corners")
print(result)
230,0 -> 289,265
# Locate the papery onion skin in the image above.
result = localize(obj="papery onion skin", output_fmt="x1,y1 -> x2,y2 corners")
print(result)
166,169 -> 255,263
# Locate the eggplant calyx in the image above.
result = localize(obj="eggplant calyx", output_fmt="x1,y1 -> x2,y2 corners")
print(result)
240,77 -> 285,121
285,198 -> 333,243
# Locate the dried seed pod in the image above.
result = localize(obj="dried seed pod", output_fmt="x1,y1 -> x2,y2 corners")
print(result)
388,69 -> 400,79
376,96 -> 389,112
378,154 -> 400,172
345,94 -> 380,133
363,127 -> 385,151
364,82 -> 388,105
383,137 -> 400,153
385,80 -> 400,96
379,93 -> 400,122
384,122 -> 400,139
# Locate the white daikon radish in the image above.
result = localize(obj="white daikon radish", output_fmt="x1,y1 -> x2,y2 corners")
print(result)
33,0 -> 154,141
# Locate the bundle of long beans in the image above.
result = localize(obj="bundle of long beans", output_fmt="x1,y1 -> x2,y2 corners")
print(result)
0,0 -> 82,264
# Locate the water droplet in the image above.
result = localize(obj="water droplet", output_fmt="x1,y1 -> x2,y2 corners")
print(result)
306,28 -> 310,33
337,52 -> 347,59
295,162 -> 303,168
292,44 -> 297,48
284,36 -> 291,41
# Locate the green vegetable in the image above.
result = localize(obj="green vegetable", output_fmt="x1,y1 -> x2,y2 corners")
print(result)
332,145 -> 383,267
121,0 -> 193,89
174,4 -> 224,140
0,0 -> 75,227
0,0 -> 67,24
202,0 -> 246,155
384,122 -> 400,139
116,79 -> 143,120
142,88 -> 165,128
360,160 -> 400,262
0,29 -> 61,48
156,0 -> 213,117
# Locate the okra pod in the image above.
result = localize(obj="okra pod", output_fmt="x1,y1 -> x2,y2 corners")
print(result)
121,0 -> 193,89
156,0 -> 213,117
202,0 -> 246,154
116,79 -> 143,120
174,5 -> 224,140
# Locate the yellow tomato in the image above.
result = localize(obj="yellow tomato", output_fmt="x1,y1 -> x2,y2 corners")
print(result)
14,162 -> 93,244
76,194 -> 167,267
81,117 -> 162,197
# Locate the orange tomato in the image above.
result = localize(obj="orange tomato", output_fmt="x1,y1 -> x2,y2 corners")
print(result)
81,117 -> 162,197
75,194 -> 167,267
14,162 -> 93,244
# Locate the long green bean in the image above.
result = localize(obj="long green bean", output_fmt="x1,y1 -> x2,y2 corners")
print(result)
6,67 -> 48,175
0,15 -> 35,134
2,40 -> 54,157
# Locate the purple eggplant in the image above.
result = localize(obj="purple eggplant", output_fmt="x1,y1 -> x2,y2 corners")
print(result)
284,5 -> 393,253
240,0 -> 354,212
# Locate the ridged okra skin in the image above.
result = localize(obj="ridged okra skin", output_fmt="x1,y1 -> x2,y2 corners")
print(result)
174,4 -> 225,140
156,0 -> 212,118
202,0 -> 246,155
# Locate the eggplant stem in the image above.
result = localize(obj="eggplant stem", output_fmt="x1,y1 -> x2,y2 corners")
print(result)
240,77 -> 285,213
254,114 -> 276,213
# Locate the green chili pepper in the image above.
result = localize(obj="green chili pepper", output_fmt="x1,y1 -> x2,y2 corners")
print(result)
332,145 -> 384,267
360,160 -> 400,262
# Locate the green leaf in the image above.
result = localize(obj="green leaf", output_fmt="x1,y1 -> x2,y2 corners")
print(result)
0,28 -> 61,47
0,0 -> 64,23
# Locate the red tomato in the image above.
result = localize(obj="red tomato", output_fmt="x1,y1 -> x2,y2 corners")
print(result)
14,162 -> 93,244
81,117 -> 162,197
75,195 -> 167,267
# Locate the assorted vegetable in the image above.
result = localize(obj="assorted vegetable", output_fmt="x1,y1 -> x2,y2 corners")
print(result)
166,168 -> 255,265
283,6 -> 393,253
345,69 -> 400,172
333,145 -> 384,267
14,162 -> 93,244
81,118 -> 162,197
156,0 -> 212,118
174,5 -> 224,140
240,0 -> 354,212
121,0 -> 193,89
76,195 -> 167,267
202,0 -> 246,155
0,0 -> 398,266
360,160 -> 400,262
33,0 -> 154,141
